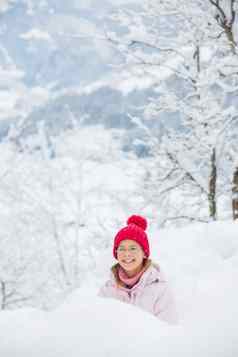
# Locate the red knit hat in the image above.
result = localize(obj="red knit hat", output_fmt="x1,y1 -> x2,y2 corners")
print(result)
113,215 -> 150,259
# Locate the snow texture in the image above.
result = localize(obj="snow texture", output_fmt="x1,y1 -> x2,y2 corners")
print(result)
0,221 -> 237,357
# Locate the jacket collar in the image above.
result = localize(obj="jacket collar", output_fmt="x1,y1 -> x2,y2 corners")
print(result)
110,259 -> 163,290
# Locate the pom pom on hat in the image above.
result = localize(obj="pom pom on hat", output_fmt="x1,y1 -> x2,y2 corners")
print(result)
127,215 -> 147,231
113,215 -> 150,259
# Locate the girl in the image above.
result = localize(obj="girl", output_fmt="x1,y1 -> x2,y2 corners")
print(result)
99,215 -> 178,324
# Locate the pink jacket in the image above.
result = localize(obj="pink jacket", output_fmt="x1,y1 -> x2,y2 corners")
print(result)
99,261 -> 178,324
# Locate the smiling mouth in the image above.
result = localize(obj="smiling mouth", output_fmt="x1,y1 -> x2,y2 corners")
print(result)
122,259 -> 135,264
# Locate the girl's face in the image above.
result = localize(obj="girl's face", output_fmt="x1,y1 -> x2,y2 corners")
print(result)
116,240 -> 145,277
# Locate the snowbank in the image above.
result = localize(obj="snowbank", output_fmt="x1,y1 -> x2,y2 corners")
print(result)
0,221 -> 237,357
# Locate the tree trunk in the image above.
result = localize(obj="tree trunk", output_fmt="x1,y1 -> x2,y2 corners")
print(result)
208,148 -> 217,220
225,25 -> 237,54
209,0 -> 237,54
232,166 -> 238,220
1,281 -> 6,310
52,217 -> 71,287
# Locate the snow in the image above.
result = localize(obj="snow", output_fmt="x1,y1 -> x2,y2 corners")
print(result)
20,29 -> 52,42
0,0 -> 15,13
74,0 -> 142,9
0,66 -> 50,120
0,221 -> 237,357
0,90 -> 19,113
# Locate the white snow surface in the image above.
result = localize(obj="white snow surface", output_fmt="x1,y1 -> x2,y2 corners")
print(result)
20,29 -> 52,42
0,221 -> 238,357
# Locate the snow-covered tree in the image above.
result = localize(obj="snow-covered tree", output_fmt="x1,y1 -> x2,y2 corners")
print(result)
208,0 -> 237,53
0,120 -> 146,309
208,0 -> 238,219
104,0 -> 238,223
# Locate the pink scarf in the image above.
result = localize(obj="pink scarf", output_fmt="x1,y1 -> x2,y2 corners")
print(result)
118,266 -> 144,288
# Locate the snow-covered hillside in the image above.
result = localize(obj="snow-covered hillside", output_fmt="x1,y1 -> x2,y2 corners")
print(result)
0,221 -> 237,357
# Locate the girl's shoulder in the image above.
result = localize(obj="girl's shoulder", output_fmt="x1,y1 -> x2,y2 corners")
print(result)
142,260 -> 168,284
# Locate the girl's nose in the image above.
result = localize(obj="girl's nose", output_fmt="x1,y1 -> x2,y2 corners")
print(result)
125,251 -> 132,257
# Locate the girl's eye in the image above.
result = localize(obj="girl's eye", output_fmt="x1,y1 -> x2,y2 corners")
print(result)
118,247 -> 125,252
117,246 -> 138,253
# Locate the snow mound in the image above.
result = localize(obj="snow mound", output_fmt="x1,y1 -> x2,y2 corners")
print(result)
0,221 -> 238,357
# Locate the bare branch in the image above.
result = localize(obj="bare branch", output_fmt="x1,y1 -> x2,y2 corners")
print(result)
230,0 -> 236,26
208,30 -> 226,40
161,215 -> 209,226
209,0 -> 227,26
